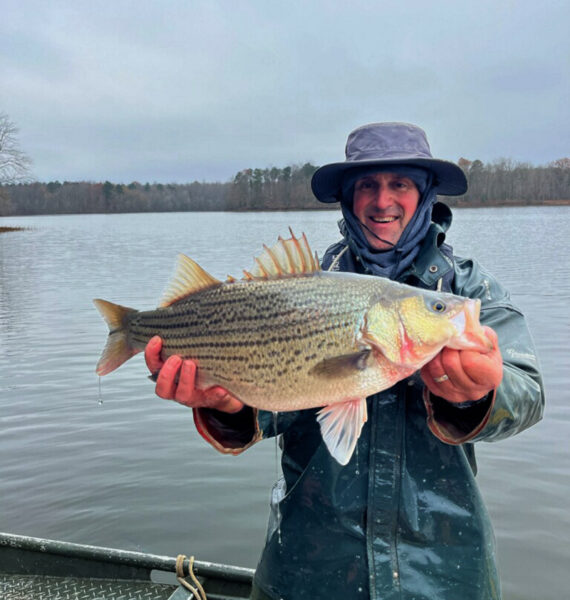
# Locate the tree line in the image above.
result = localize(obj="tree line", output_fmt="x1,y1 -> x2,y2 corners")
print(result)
455,157 -> 570,206
1,158 -> 569,217
0,163 -> 321,215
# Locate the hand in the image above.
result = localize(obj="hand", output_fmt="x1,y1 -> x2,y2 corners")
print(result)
144,336 -> 244,413
420,326 -> 503,404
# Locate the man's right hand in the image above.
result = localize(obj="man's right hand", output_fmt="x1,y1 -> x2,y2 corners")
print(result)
144,336 -> 244,413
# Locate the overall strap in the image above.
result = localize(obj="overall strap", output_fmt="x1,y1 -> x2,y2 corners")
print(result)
437,242 -> 455,293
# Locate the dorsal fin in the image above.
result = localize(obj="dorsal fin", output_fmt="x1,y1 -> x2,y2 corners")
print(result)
159,254 -> 221,307
246,229 -> 321,279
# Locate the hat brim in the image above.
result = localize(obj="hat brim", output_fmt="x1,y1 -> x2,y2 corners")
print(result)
311,157 -> 467,202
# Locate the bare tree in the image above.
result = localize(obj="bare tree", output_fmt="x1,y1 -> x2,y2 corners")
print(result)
0,112 -> 32,184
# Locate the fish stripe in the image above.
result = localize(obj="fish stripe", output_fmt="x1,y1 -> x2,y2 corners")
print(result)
139,323 -> 350,347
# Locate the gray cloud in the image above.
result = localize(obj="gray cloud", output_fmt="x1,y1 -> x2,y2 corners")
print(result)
1,0 -> 568,183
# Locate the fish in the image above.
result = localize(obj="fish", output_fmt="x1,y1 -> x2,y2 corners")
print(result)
94,231 -> 491,465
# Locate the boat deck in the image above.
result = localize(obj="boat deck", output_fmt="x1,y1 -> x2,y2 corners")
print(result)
2,574 -> 177,600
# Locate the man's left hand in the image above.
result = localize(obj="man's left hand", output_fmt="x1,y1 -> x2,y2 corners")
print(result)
420,326 -> 503,404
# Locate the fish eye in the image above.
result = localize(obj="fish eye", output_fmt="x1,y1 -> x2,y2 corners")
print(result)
431,300 -> 446,313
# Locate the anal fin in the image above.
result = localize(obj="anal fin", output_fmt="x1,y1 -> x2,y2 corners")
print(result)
316,398 -> 368,466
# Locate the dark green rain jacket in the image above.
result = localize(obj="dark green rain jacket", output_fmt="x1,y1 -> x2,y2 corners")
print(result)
193,206 -> 544,600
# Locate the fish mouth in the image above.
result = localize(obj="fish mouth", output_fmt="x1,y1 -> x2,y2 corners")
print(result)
449,299 -> 492,352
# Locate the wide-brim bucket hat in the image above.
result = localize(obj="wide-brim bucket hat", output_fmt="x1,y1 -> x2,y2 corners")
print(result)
311,122 -> 467,202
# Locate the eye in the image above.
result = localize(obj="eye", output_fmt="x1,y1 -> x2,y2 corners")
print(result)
356,179 -> 374,190
392,178 -> 416,191
431,300 -> 446,313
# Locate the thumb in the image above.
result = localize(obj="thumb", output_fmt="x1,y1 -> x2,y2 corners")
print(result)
203,386 -> 245,413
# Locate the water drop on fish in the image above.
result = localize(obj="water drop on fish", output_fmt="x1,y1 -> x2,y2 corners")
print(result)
97,377 -> 104,405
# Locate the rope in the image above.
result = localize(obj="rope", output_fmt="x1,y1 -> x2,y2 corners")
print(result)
327,245 -> 349,272
176,554 -> 207,600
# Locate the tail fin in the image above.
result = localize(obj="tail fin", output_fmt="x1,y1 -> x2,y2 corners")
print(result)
93,299 -> 140,376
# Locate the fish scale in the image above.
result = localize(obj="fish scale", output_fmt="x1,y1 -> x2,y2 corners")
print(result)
94,232 -> 490,465
117,273 -> 372,406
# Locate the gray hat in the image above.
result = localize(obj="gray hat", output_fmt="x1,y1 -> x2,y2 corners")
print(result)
311,122 -> 467,202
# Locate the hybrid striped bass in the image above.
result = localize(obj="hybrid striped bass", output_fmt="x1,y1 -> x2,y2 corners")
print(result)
94,231 -> 491,465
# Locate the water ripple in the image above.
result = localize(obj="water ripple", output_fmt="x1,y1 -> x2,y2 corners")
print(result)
1,208 -> 568,598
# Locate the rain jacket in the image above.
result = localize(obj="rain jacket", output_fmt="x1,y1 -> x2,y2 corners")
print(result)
193,204 -> 544,600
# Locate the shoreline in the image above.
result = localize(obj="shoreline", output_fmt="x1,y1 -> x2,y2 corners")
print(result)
1,201 -> 569,223
0,226 -> 27,233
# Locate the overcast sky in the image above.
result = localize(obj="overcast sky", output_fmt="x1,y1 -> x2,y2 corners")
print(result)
1,0 -> 568,184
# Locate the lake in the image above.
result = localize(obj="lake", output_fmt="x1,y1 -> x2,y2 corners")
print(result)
1,207 -> 568,599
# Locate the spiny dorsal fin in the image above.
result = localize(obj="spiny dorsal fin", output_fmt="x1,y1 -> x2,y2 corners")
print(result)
159,254 -> 221,307
246,229 -> 321,280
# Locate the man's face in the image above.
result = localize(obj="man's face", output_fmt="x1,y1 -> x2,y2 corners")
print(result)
352,172 -> 420,250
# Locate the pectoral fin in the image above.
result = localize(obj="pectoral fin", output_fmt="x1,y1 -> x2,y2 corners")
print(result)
316,398 -> 368,466
308,350 -> 372,379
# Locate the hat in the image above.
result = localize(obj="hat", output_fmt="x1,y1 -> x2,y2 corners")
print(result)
311,122 -> 467,202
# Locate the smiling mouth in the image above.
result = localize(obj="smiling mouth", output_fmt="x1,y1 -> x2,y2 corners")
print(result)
370,216 -> 398,224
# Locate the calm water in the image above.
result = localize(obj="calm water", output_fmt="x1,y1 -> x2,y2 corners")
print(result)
1,207 -> 568,599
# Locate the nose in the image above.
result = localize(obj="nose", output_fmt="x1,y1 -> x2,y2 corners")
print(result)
372,184 -> 393,208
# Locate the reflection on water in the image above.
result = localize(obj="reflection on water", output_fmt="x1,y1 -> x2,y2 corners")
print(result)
1,207 -> 568,599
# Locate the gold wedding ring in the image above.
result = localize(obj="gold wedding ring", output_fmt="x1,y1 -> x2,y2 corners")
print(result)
434,374 -> 449,383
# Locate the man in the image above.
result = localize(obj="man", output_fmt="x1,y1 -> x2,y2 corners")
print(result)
145,123 -> 544,599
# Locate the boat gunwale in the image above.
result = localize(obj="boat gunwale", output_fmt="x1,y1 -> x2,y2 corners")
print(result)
0,532 -> 255,584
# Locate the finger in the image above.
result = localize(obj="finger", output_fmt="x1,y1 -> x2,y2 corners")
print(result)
482,326 -> 499,349
422,352 -> 445,381
421,348 -> 480,403
420,360 -> 452,397
145,336 -> 164,374
459,349 -> 503,388
203,387 -> 245,413
421,370 -> 462,401
155,355 -> 183,399
222,397 -> 246,413
420,369 -> 441,397
420,353 -> 449,395
426,349 -> 461,388
173,360 -> 200,406
441,347 -> 479,390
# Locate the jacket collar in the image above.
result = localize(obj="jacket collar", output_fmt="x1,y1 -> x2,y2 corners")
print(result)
404,202 -> 454,287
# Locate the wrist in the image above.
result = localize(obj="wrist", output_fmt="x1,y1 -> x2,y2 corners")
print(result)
450,393 -> 492,409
